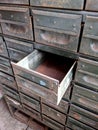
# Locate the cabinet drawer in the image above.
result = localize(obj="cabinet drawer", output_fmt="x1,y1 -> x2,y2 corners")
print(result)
42,98 -> 68,114
85,0 -> 98,11
67,117 -> 95,130
0,7 -> 33,40
5,37 -> 33,54
42,104 -> 66,125
69,104 -> 98,129
0,36 -> 8,57
80,16 -> 98,58
30,0 -> 84,10
2,85 -> 20,101
8,48 -> 28,62
75,58 -> 98,91
12,50 -> 75,105
63,85 -> 71,101
0,0 -> 29,5
23,105 -> 41,120
43,115 -> 64,130
20,93 -> 40,112
32,10 -> 82,52
71,85 -> 98,114
0,71 -> 17,90
0,56 -> 11,67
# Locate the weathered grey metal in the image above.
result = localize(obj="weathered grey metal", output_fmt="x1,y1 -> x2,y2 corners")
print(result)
75,57 -> 98,91
42,104 -> 66,125
67,117 -> 95,130
43,115 -> 65,130
30,0 -> 84,10
4,37 -> 33,54
12,50 -> 75,105
63,85 -> 72,101
69,104 -> 98,129
0,6 -> 33,40
71,84 -> 98,114
2,85 -> 20,101
0,71 -> 17,90
42,98 -> 68,114
0,36 -> 8,57
0,0 -> 29,5
85,0 -> 98,11
20,93 -> 40,112
80,15 -> 98,58
32,10 -> 82,52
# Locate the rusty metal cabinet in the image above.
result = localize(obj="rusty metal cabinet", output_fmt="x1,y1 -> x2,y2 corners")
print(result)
85,0 -> 98,11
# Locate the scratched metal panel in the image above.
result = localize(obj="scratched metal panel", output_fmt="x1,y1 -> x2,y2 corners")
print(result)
86,0 -> 98,11
32,10 -> 82,52
71,84 -> 98,114
0,0 -> 29,5
69,104 -> 98,129
67,117 -> 95,130
30,0 -> 84,10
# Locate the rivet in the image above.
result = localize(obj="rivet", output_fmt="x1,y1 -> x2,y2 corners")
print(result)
89,26 -> 93,29
72,24 -> 76,27
37,18 -> 39,22
53,21 -> 57,24
57,113 -> 60,117
11,15 -> 13,18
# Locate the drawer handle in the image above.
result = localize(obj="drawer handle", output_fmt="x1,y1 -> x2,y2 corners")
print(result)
40,30 -> 71,45
5,23 -> 27,34
83,75 -> 98,86
0,44 -> 4,52
91,43 -> 98,53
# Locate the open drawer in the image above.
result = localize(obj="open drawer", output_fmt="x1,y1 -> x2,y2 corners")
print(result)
12,50 -> 76,105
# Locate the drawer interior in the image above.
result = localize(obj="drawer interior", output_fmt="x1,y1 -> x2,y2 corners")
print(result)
18,50 -> 74,83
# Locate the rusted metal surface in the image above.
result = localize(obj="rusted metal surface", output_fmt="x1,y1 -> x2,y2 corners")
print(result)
30,0 -> 84,10
80,15 -> 98,58
42,104 -> 66,125
12,50 -> 75,105
0,0 -> 29,5
0,71 -> 18,90
69,104 -> 98,129
43,115 -> 64,130
20,93 -> 41,112
67,117 -> 95,130
85,0 -> 98,11
71,84 -> 98,114
32,10 -> 82,52
0,6 -> 33,40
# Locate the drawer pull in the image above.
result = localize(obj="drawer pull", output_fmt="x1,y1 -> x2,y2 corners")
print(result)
40,30 -> 70,45
83,76 -> 98,86
91,43 -> 98,53
5,23 -> 26,34
0,44 -> 4,52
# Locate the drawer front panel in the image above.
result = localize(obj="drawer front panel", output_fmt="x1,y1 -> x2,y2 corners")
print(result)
63,86 -> 71,101
16,76 -> 58,104
73,85 -> 98,102
2,85 -> 19,101
5,37 -> 33,53
42,99 -> 68,114
67,117 -> 95,130
33,10 -> 81,52
0,71 -> 17,90
0,36 -> 8,57
1,19 -> 33,40
42,104 -> 66,125
71,86 -> 98,114
80,38 -> 98,58
85,0 -> 98,11
83,16 -> 98,37
0,0 -> 29,5
43,115 -> 64,130
30,0 -> 84,10
75,70 -> 98,91
20,93 -> 40,112
23,105 -> 41,120
0,56 -> 11,67
8,48 -> 28,62
69,104 -> 98,129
